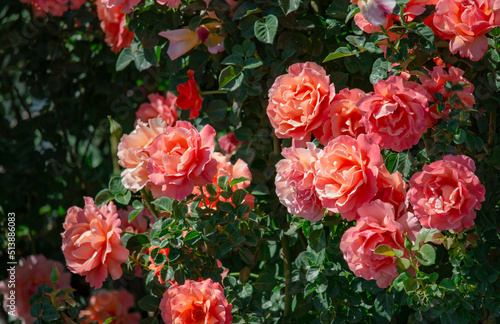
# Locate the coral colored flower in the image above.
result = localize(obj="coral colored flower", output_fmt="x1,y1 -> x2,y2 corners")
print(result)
371,166 -> 409,220
176,70 -> 203,119
0,255 -> 71,324
218,132 -> 240,157
135,93 -> 178,126
314,134 -> 384,221
147,121 -> 218,200
267,62 -> 335,143
148,245 -> 170,284
275,142 -> 325,222
101,0 -> 140,13
351,0 -> 396,26
79,290 -> 141,324
357,76 -> 429,152
117,206 -> 150,234
96,0 -> 134,54
419,66 -> 475,127
118,117 -> 167,192
159,279 -> 232,324
408,155 -> 485,232
428,0 -> 500,61
313,88 -> 367,145
61,197 -> 129,289
20,0 -> 68,17
157,0 -> 181,7
340,200 -> 420,288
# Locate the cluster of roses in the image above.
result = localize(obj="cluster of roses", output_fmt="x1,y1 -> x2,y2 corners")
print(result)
353,0 -> 500,61
270,62 -> 485,288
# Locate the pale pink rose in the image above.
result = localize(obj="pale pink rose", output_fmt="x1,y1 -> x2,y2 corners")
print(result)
372,166 -> 409,220
275,142 -> 324,222
429,0 -> 500,61
408,155 -> 485,232
0,255 -> 71,324
340,200 -> 420,288
118,117 -> 167,192
157,0 -> 181,7
117,206 -> 150,234
267,62 -> 335,143
313,88 -> 367,145
160,279 -> 232,324
101,0 -> 139,13
147,121 -> 218,200
20,0 -> 68,17
218,132 -> 240,157
96,0 -> 134,54
193,152 -> 255,213
135,93 -> 178,126
351,0 -> 396,26
79,290 -> 141,324
314,134 -> 383,221
419,66 -> 475,127
61,197 -> 129,289
357,76 -> 429,152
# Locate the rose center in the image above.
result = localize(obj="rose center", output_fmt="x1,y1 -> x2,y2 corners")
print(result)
191,302 -> 206,321
197,26 -> 210,43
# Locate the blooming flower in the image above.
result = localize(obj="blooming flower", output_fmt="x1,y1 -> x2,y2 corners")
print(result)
20,0 -> 69,17
408,155 -> 485,232
0,255 -> 71,324
351,0 -> 396,26
159,279 -> 232,324
147,121 -> 218,200
218,132 -> 240,157
314,134 -> 383,221
96,0 -> 134,54
117,206 -> 150,234
135,92 -> 178,127
176,70 -> 204,119
79,290 -> 141,324
61,197 -> 129,288
267,62 -> 335,144
157,0 -> 182,7
101,0 -> 140,13
275,142 -> 325,222
118,117 -> 167,192
357,75 -> 429,152
372,166 -> 409,219
340,200 -> 420,288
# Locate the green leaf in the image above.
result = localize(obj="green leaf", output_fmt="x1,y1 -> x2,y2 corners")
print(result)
128,208 -> 141,223
184,230 -> 200,242
323,47 -> 357,62
439,278 -> 456,292
219,66 -> 244,91
116,48 -> 134,71
134,47 -> 158,71
232,189 -> 247,206
115,191 -> 131,205
306,267 -> 321,282
138,295 -> 160,312
229,177 -> 250,186
374,244 -> 395,257
375,293 -> 395,321
415,244 -> 436,266
152,197 -> 172,213
239,248 -> 255,264
243,57 -> 263,69
221,55 -> 244,66
206,184 -> 218,196
397,257 -> 411,270
103,317 -> 116,324
453,129 -> 467,144
393,272 -> 412,292
254,15 -> 279,44
278,0 -> 301,15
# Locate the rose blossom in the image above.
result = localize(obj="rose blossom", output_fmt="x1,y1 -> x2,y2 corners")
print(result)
118,117 -> 167,192
96,0 -> 134,54
340,200 -> 420,288
408,155 -> 485,232
20,0 -> 68,17
357,75 -> 429,152
79,290 -> 141,324
351,0 -> 396,26
0,255 -> 71,324
101,0 -> 140,13
267,62 -> 335,144
419,66 -> 475,127
371,165 -> 408,219
117,206 -> 150,234
147,121 -> 218,200
135,93 -> 178,126
160,279 -> 232,324
218,132 -> 240,157
61,197 -> 129,288
313,88 -> 367,145
314,134 -> 384,221
157,0 -> 181,7
428,0 -> 500,61
175,70 -> 203,119
275,142 -> 324,222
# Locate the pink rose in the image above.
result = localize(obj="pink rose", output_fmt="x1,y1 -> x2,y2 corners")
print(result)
101,0 -> 140,13
408,155 -> 486,232
267,62 -> 335,143
135,93 -> 178,126
218,132 -> 240,157
79,290 -> 141,324
147,121 -> 218,200
0,255 -> 71,324
372,166 -> 409,220
20,0 -> 68,17
340,200 -> 420,288
157,0 -> 181,8
160,279 -> 232,324
313,88 -> 367,145
351,0 -> 396,26
357,76 -> 429,152
275,142 -> 325,222
117,206 -> 150,234
118,117 -> 167,192
429,0 -> 500,61
61,197 -> 129,288
419,66 -> 475,127
96,0 -> 134,54
314,134 -> 383,221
